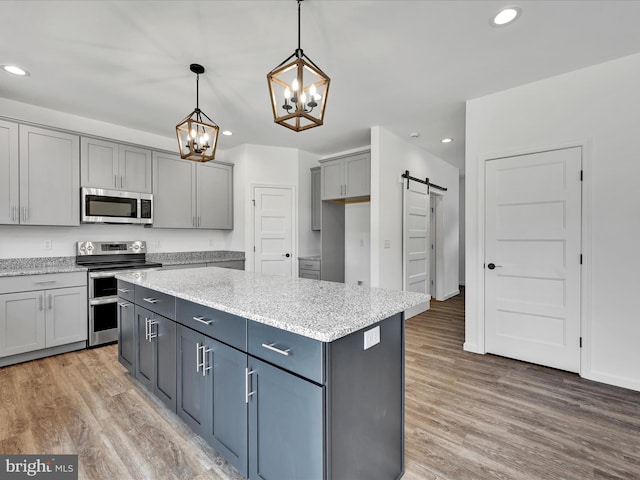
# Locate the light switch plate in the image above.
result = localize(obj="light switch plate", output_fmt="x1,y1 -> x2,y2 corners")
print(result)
364,326 -> 380,350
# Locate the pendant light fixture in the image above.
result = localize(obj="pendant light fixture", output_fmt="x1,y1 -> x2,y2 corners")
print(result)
267,0 -> 330,132
176,63 -> 220,162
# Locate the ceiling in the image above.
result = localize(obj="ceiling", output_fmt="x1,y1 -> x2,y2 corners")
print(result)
2,1 -> 640,171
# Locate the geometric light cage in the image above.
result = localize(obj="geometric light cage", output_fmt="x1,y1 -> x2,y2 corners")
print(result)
267,51 -> 330,132
176,63 -> 219,162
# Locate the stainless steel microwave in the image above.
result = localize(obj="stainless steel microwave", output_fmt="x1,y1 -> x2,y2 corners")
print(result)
81,187 -> 153,224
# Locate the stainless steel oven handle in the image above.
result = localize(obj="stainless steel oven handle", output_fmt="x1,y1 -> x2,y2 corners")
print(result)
89,297 -> 118,306
90,267 -> 160,279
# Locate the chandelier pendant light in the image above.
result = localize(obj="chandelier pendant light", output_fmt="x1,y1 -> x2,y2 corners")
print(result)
267,0 -> 330,132
176,63 -> 220,162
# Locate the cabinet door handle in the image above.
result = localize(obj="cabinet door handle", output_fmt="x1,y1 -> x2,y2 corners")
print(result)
245,368 -> 256,403
192,217 -> 196,227
117,288 -> 130,293
192,316 -> 213,325
142,297 -> 158,304
12,205 -> 16,222
39,295 -> 43,311
201,346 -> 213,376
147,319 -> 158,341
198,216 -> 201,227
196,342 -> 202,373
118,302 -> 130,308
261,343 -> 291,356
145,317 -> 149,342
120,175 -> 124,189
114,175 -> 118,188
47,294 -> 52,310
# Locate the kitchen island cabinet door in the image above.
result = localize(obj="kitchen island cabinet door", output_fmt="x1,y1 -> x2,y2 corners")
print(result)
177,325 -> 211,437
155,315 -> 176,411
248,357 -> 324,480
118,299 -> 135,374
19,125 -> 80,226
0,120 -> 19,225
197,162 -> 233,230
206,340 -> 248,477
135,306 -> 155,392
0,291 -> 46,357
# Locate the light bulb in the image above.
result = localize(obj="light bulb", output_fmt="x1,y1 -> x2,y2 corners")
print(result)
284,87 -> 291,100
310,84 -> 317,97
301,92 -> 307,104
202,133 -> 209,142
292,78 -> 298,91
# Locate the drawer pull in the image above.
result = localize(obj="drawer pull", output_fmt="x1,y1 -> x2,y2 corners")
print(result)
193,316 -> 213,325
118,302 -> 130,308
143,297 -> 158,304
117,288 -> 130,293
34,280 -> 57,285
261,343 -> 291,356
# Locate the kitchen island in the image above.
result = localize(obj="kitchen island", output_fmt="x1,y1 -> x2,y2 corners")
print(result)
116,267 -> 428,480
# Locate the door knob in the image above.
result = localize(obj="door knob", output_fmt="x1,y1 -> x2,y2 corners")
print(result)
487,263 -> 502,270
284,253 -> 290,258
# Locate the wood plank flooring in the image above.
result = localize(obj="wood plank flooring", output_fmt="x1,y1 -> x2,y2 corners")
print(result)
1,288 -> 639,479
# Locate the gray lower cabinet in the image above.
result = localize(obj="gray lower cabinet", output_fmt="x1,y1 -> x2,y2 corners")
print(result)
248,356 -> 324,480
177,325 -> 248,476
134,305 -> 177,411
117,299 -> 135,373
0,272 -> 87,364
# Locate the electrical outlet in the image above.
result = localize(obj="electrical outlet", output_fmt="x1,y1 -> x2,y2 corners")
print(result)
154,240 -> 162,249
364,326 -> 380,350
43,239 -> 52,250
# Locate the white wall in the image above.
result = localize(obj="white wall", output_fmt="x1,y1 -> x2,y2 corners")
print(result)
371,126 -> 459,297
465,52 -> 640,392
223,144 -> 303,272
0,97 -> 240,258
345,203 -> 371,286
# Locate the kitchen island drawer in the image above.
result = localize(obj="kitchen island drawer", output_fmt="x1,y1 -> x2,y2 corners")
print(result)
248,320 -> 324,384
175,298 -> 246,350
116,280 -> 135,302
135,286 -> 175,320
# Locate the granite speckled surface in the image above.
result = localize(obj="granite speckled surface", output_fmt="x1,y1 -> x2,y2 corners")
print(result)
148,250 -> 245,266
0,257 -> 87,277
117,267 -> 429,342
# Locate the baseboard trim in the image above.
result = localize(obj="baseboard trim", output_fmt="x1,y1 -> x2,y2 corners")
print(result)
0,341 -> 87,367
584,370 -> 640,393
463,342 -> 484,354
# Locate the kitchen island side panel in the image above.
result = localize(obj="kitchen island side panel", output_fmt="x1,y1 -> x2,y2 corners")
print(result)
327,313 -> 404,480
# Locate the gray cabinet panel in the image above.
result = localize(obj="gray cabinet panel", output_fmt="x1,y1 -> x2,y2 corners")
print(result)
135,285 -> 175,320
344,153 -> 370,197
119,144 -> 152,193
117,299 -> 135,373
45,286 -> 87,347
177,325 -> 209,436
19,125 -> 79,226
299,269 -> 320,280
311,167 -> 321,231
0,291 -> 46,357
320,159 -> 343,200
0,120 -> 19,225
206,339 -> 248,477
198,162 -> 233,229
80,137 -> 118,189
152,152 -> 196,228
155,315 -> 177,410
248,357 -> 324,480
135,306 -> 154,391
116,280 -> 135,303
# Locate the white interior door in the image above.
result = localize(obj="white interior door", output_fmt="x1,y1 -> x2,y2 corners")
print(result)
254,186 -> 294,276
485,147 -> 582,372
429,195 -> 437,297
402,179 -> 430,318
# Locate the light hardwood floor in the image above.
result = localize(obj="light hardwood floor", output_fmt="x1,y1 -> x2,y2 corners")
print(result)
1,289 -> 639,479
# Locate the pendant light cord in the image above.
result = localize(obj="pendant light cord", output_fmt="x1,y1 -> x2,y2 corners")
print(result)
196,73 -> 200,111
298,0 -> 301,51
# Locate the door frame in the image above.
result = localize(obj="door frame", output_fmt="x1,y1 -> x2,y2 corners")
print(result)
469,139 -> 592,378
249,184 -> 297,275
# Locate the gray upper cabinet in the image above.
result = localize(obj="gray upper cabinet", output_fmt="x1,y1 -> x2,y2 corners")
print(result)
320,152 -> 370,201
0,120 -> 19,225
198,162 -> 233,229
81,137 -> 152,193
19,125 -> 80,226
152,151 -> 233,230
311,167 -> 321,231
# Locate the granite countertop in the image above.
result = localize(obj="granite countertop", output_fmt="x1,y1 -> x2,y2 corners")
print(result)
0,257 -> 87,277
117,267 -> 428,342
149,250 -> 245,266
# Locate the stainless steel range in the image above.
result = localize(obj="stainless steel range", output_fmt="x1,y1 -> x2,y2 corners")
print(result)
76,240 -> 162,347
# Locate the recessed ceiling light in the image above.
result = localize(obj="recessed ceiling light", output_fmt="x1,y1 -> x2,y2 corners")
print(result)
441,138 -> 453,144
222,130 -> 233,136
2,65 -> 30,76
490,7 -> 521,27
409,132 -> 420,138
